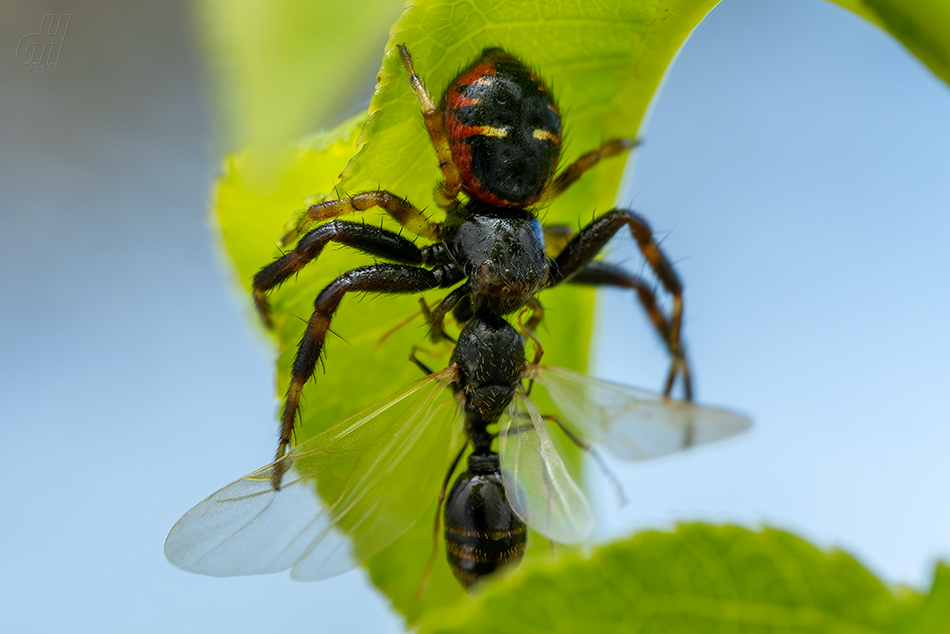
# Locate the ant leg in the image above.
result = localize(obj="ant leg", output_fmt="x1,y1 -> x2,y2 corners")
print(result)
545,209 -> 689,399
518,299 -> 545,396
543,414 -> 626,507
541,139 -> 640,203
377,286 -> 470,350
521,297 -> 545,344
281,190 -> 441,246
422,284 -> 470,342
417,442 -> 468,598
376,291 -> 465,350
406,352 -> 466,597
568,261 -> 692,400
253,220 -> 449,328
398,44 -> 461,208
271,263 -> 463,487
376,309 -> 426,349
409,348 -> 437,376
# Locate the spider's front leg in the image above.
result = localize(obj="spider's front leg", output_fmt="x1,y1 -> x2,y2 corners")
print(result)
271,262 -> 464,488
253,220 -> 446,328
398,44 -> 461,208
545,211 -> 692,400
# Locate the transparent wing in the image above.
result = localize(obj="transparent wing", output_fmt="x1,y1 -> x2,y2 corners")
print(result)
531,365 -> 751,462
164,369 -> 460,581
498,391 -> 594,544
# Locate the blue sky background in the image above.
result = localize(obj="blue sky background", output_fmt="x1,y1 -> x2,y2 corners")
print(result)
1,1 -> 948,632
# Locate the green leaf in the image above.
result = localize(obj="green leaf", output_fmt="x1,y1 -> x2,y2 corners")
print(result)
830,0 -> 950,86
215,113 -> 460,447
203,0 -> 950,629
900,564 -> 950,634
194,0 -> 403,145
212,0 -> 722,621
417,525 -> 935,634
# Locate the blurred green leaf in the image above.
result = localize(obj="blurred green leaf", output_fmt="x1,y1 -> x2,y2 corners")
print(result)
417,525 -> 942,634
901,564 -> 950,634
213,0 -> 720,621
830,0 -> 950,86
193,0 -> 402,146
194,0 -> 950,151
203,0 -> 950,630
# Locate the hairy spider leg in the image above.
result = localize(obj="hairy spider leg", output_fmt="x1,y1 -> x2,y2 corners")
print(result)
279,190 -> 441,250
271,262 -> 464,487
543,228 -> 679,365
253,219 -> 448,328
545,210 -> 691,400
541,138 -> 640,204
567,261 -> 692,400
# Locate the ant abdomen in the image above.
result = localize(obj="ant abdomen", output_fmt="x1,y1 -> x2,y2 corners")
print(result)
444,453 -> 527,589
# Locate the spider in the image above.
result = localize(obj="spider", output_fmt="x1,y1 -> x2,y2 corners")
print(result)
251,45 -> 692,479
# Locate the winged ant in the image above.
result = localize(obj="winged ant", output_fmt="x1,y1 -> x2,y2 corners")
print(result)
165,45 -> 750,590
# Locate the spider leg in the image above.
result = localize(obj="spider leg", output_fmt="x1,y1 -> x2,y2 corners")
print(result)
271,263 -> 464,487
281,190 -> 441,246
569,262 -> 675,355
545,209 -> 690,400
543,226 -> 678,383
398,44 -> 461,208
541,138 -> 639,203
253,220 -> 447,328
567,260 -> 693,399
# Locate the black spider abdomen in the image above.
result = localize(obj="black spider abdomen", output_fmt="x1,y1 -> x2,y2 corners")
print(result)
443,48 -> 562,207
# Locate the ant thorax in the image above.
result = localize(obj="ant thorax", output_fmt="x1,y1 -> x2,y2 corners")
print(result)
451,314 -> 525,426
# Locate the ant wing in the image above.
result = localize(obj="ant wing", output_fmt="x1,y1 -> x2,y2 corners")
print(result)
164,368 -> 461,581
497,391 -> 595,544
529,365 -> 751,462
